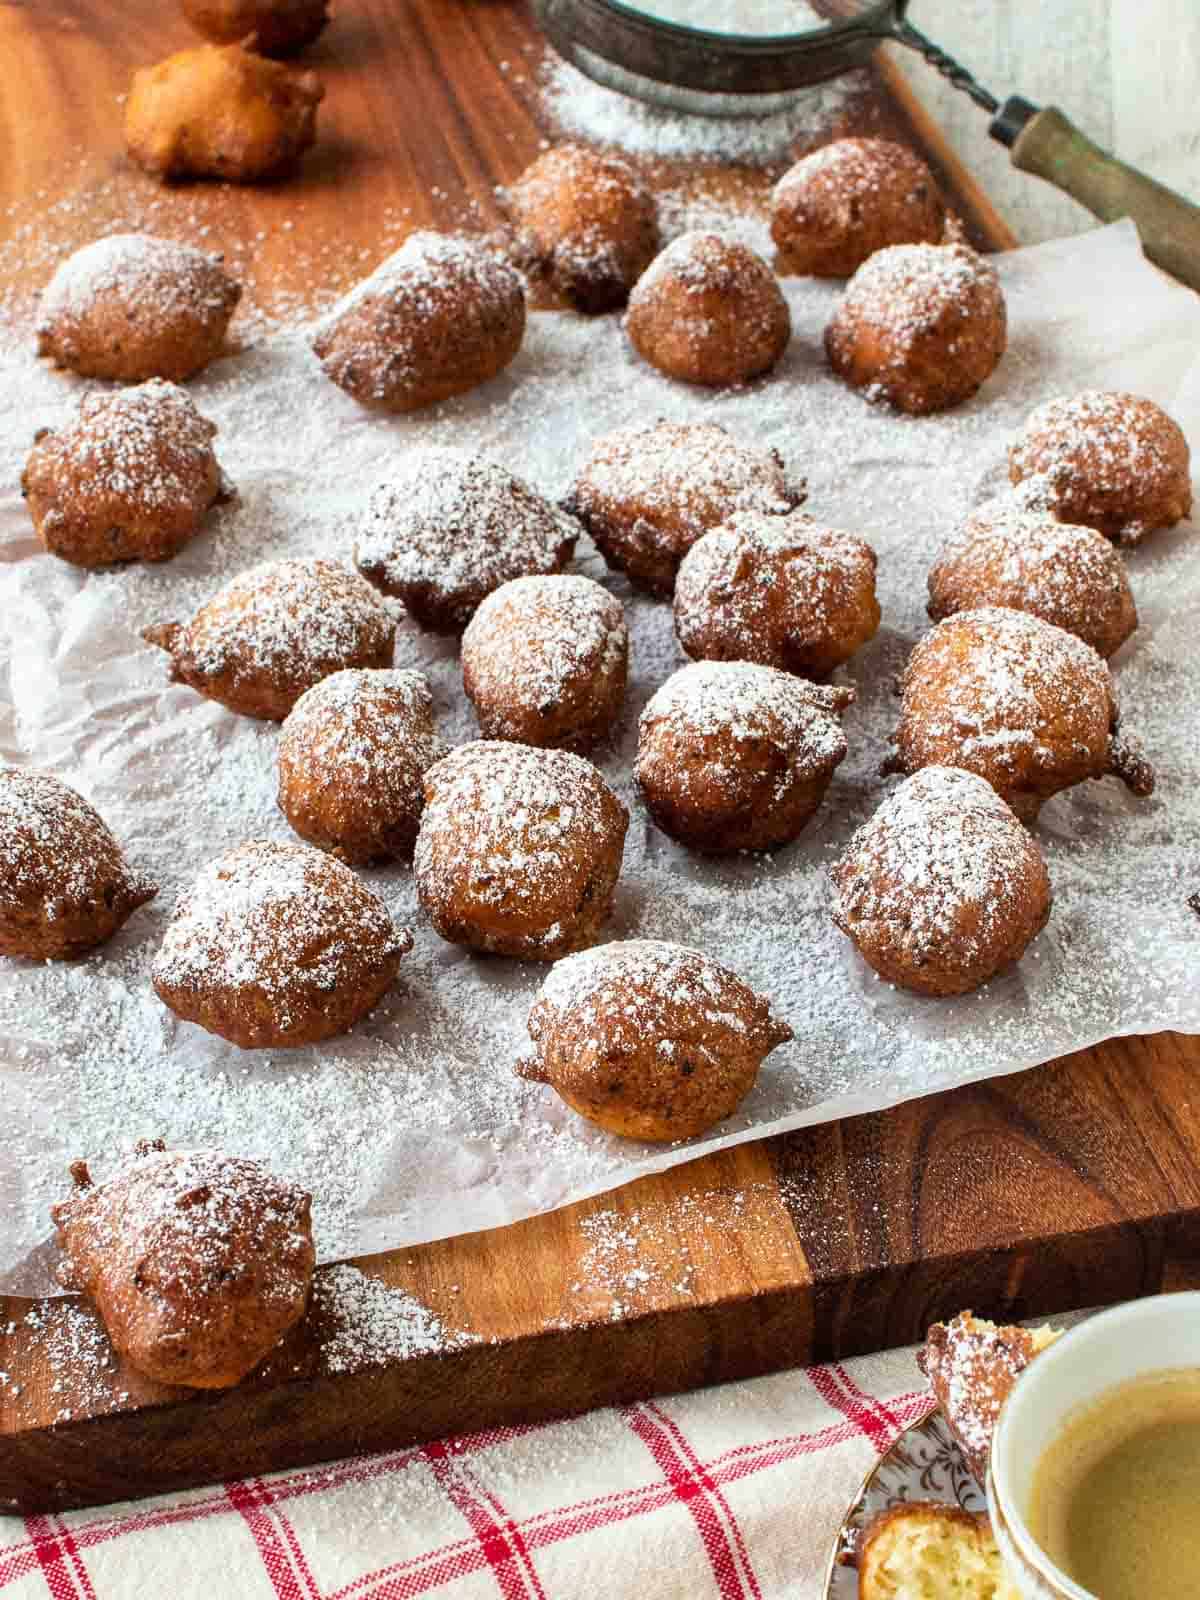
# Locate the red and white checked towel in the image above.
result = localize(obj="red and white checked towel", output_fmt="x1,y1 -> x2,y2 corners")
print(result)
0,1343 -> 930,1599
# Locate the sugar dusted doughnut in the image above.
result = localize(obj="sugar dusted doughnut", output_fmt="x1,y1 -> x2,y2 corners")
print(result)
518,939 -> 793,1141
564,420 -> 802,596
414,742 -> 628,961
830,766 -> 1052,996
36,233 -> 241,383
152,838 -> 412,1047
0,770 -> 157,960
461,575 -> 628,753
636,662 -> 852,853
1008,390 -> 1192,545
625,232 -> 791,388
771,137 -> 945,278
825,241 -> 1005,414
53,1141 -> 315,1387
22,381 -> 230,568
144,557 -> 395,721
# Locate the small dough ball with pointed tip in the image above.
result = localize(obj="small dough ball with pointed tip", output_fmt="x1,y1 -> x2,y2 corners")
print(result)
626,232 -> 791,388
126,44 -> 322,182
564,419 -> 804,596
637,662 -> 853,853
889,606 -> 1154,821
831,766 -> 1052,996
506,143 -> 659,313
23,381 -> 229,569
1008,390 -> 1192,545
144,557 -> 394,721
36,233 -> 241,383
771,137 -> 946,278
927,500 -> 1137,660
462,576 -> 627,753
0,770 -> 157,960
53,1142 -> 315,1388
181,0 -> 330,57
675,510 -> 881,680
353,449 -> 578,633
825,241 -> 1005,414
313,232 -> 526,412
519,939 -> 793,1141
277,668 -> 444,863
153,839 -> 412,1047
415,742 -> 628,960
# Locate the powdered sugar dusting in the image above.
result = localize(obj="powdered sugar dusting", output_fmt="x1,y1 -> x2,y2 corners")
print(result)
309,1264 -> 471,1374
836,241 -> 1000,346
0,769 -> 152,919
640,660 -> 848,766
37,233 -> 235,327
463,575 -> 626,712
536,938 -> 762,1038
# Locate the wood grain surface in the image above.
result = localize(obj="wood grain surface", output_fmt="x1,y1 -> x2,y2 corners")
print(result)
0,0 -> 1195,1515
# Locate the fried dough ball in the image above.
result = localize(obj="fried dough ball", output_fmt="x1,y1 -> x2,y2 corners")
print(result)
353,449 -> 578,633
36,233 -> 240,383
517,939 -> 792,1141
625,232 -> 791,387
22,381 -> 229,569
144,557 -> 395,721
126,44 -> 322,182
53,1141 -> 315,1388
563,420 -> 803,596
636,662 -> 853,853
414,742 -> 628,961
1008,390 -> 1193,545
830,766 -> 1052,996
152,838 -> 412,1047
927,500 -> 1137,660
505,144 -> 659,313
0,770 -> 157,960
461,575 -> 628,753
886,606 -> 1155,821
674,510 -> 881,680
770,137 -> 946,278
825,241 -> 1006,414
277,668 -> 444,863
312,232 -> 526,413
181,0 -> 330,57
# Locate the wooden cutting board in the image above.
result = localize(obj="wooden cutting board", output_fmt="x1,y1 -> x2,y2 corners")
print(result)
2,0 -> 1198,1516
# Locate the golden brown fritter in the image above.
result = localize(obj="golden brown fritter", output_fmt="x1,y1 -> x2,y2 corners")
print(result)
22,381 -> 230,568
277,668 -> 444,863
517,939 -> 792,1142
674,509 -> 880,680
830,766 -> 1052,996
636,662 -> 853,853
414,742 -> 628,961
625,231 -> 791,387
312,232 -> 526,412
770,137 -> 946,278
1008,389 -> 1193,545
857,1502 -> 1016,1600
563,419 -> 803,596
53,1141 -> 315,1388
886,606 -> 1154,821
825,241 -> 1006,414
505,143 -> 659,313
152,838 -> 412,1047
126,44 -> 322,182
144,557 -> 395,721
0,770 -> 157,960
461,575 -> 628,753
353,448 -> 578,633
927,500 -> 1137,659
181,0 -> 330,57
36,233 -> 241,383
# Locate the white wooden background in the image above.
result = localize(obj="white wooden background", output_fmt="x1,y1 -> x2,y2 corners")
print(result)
885,0 -> 1200,244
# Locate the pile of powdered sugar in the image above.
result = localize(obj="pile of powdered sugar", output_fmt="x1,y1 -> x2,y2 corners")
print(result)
0,220 -> 1198,1296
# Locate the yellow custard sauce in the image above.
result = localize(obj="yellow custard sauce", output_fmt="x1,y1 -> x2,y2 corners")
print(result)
1028,1368 -> 1200,1599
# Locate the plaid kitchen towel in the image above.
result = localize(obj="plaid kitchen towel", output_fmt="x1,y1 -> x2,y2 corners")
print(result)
0,1346 -> 930,1599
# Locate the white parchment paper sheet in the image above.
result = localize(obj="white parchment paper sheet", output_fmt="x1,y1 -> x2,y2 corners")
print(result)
1,220 -> 1197,1296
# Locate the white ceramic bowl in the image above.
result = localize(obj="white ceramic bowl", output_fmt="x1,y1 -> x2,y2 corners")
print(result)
987,1292 -> 1200,1598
